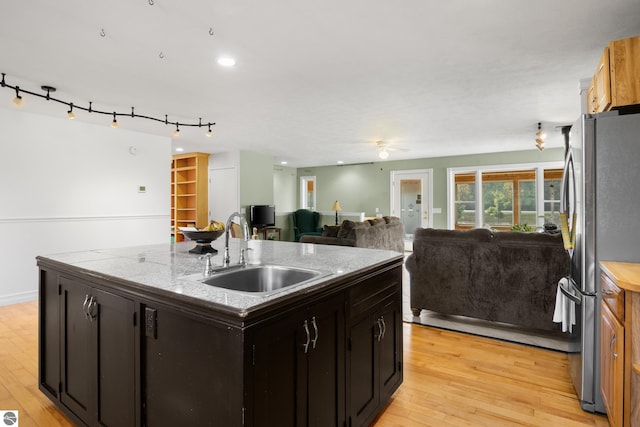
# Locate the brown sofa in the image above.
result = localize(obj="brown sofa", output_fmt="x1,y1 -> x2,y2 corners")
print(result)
405,228 -> 569,332
299,216 -> 404,253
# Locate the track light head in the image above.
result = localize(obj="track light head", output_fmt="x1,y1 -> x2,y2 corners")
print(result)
67,103 -> 75,120
111,112 -> 118,128
12,87 -> 23,106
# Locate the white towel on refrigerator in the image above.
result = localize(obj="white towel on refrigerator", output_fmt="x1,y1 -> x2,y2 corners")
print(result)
553,277 -> 576,333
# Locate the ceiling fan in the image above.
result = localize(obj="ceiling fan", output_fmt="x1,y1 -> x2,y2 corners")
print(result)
375,140 -> 407,159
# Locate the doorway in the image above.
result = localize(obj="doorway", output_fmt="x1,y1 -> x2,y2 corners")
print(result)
390,169 -> 432,240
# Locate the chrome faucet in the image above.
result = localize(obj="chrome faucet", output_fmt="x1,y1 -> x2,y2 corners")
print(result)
223,212 -> 250,266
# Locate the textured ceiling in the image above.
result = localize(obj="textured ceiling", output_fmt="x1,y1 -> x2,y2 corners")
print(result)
2,1 -> 640,167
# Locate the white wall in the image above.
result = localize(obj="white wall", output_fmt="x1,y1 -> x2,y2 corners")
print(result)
0,107 -> 171,305
209,150 -> 240,221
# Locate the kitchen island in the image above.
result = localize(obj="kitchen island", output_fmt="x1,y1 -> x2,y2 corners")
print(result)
37,239 -> 404,427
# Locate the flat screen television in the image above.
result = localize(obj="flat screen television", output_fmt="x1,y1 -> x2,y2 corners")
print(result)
249,205 -> 276,228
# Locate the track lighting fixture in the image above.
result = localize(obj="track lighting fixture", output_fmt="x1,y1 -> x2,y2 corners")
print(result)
173,123 -> 180,137
0,73 -> 216,137
535,122 -> 546,151
13,87 -> 23,106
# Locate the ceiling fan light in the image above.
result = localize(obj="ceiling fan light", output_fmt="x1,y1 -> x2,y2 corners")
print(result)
378,149 -> 389,160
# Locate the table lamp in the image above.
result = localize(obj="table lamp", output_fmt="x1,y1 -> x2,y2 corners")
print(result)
332,200 -> 342,225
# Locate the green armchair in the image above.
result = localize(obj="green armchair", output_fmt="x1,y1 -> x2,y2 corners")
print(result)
292,209 -> 322,242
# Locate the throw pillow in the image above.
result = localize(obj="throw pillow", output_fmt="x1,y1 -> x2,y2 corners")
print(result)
337,220 -> 370,238
322,225 -> 340,237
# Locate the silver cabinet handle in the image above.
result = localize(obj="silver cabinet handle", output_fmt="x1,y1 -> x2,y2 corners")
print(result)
82,294 -> 91,320
88,296 -> 97,322
302,320 -> 311,353
379,316 -> 386,341
311,316 -> 319,349
375,318 -> 383,342
611,335 -> 618,359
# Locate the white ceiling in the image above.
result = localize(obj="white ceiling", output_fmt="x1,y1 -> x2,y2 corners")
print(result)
2,1 -> 640,167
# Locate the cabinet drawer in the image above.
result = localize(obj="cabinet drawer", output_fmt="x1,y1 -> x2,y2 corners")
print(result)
601,273 -> 624,322
349,266 -> 401,319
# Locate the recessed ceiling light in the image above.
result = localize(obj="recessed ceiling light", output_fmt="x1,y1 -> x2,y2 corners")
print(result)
280,161 -> 288,165
337,160 -> 344,164
175,147 -> 184,152
217,57 -> 236,67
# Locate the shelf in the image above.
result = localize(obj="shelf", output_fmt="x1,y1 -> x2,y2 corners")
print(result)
171,152 -> 209,242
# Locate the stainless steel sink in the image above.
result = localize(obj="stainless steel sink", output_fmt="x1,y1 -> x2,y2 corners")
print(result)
201,265 -> 325,294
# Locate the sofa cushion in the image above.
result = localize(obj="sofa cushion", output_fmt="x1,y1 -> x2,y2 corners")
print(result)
322,225 -> 340,237
383,216 -> 400,224
337,220 -> 370,239
368,218 -> 386,226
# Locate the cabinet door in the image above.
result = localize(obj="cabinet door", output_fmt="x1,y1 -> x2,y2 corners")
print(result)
594,47 -> 612,112
39,268 -> 60,399
600,301 -> 624,427
252,294 -> 345,427
348,311 -> 380,427
144,306 -> 244,427
60,277 -> 95,423
378,298 -> 403,402
306,296 -> 345,427
94,288 -> 136,427
252,309 -> 309,427
59,277 -> 137,427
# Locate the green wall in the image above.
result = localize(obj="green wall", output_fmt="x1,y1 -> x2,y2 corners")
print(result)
296,147 -> 565,229
237,147 -> 566,240
239,151 -> 274,209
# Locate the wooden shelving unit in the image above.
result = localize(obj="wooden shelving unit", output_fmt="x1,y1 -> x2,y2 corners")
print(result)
171,152 -> 210,242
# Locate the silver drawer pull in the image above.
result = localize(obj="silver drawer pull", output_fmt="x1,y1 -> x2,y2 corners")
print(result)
311,317 -> 319,349
302,320 -> 311,353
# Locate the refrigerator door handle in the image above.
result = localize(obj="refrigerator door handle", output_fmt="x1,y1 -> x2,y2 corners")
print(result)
567,276 -> 598,298
559,279 -> 582,304
560,150 -> 574,214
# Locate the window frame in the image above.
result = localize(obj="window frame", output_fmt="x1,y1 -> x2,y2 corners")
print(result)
447,161 -> 563,230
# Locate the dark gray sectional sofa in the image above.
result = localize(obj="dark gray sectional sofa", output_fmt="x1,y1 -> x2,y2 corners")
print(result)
299,216 -> 404,253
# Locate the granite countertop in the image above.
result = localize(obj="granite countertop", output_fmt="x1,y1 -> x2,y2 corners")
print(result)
600,261 -> 640,293
37,239 -> 403,314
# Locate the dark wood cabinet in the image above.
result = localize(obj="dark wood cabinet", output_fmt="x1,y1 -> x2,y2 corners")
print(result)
40,272 -> 137,427
143,305 -> 244,427
348,297 -> 402,426
39,259 -> 403,427
251,293 -> 345,427
347,268 -> 403,427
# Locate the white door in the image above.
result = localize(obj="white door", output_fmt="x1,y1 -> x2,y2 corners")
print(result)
390,169 -> 432,239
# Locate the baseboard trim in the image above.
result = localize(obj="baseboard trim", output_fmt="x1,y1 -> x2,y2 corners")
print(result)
0,290 -> 38,307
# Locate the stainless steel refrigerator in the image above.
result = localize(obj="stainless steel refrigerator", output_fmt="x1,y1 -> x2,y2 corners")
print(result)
559,110 -> 640,413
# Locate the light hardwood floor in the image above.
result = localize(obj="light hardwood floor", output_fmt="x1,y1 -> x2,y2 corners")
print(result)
1,301 -> 609,427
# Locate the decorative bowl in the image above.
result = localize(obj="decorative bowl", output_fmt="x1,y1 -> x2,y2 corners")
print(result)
180,229 -> 224,254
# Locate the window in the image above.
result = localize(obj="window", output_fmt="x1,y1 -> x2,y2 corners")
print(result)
300,176 -> 316,210
450,165 -> 563,231
454,177 -> 476,228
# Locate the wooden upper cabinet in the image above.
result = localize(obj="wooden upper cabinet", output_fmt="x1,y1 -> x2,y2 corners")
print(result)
588,36 -> 640,113
610,36 -> 640,108
593,47 -> 611,113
